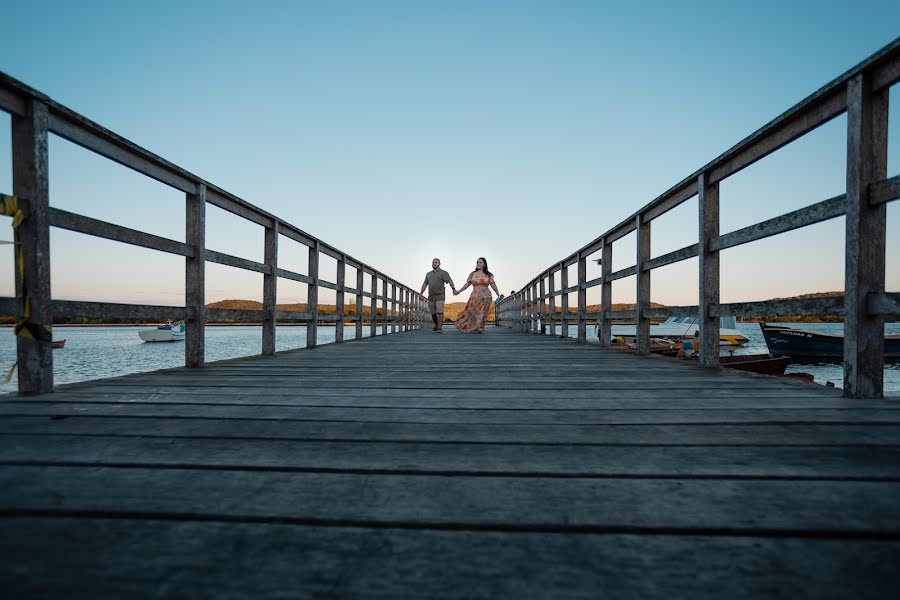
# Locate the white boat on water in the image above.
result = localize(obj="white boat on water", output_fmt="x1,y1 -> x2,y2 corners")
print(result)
609,316 -> 749,346
138,322 -> 185,343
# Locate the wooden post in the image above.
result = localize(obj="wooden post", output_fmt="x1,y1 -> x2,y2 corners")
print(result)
560,263 -> 569,338
262,220 -> 278,356
307,242 -> 319,349
356,268 -> 364,340
532,281 -> 539,333
381,277 -> 388,336
392,283 -> 397,333
539,277 -> 546,334
12,99 -> 52,393
577,252 -> 587,342
548,271 -> 556,337
600,239 -> 612,347
844,73 -> 888,399
335,256 -> 345,343
635,215 -> 651,355
185,184 -> 206,367
698,172 -> 720,367
370,273 -> 377,337
525,285 -> 532,333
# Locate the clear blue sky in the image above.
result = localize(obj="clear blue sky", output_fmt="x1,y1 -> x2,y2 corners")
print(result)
1,0 -> 898,308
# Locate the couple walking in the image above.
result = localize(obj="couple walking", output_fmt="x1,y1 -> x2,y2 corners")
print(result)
420,257 -> 501,334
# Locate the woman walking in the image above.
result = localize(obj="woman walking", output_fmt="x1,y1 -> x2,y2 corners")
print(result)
453,257 -> 500,333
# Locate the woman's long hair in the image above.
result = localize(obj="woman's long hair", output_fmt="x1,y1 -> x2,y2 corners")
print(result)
477,257 -> 492,277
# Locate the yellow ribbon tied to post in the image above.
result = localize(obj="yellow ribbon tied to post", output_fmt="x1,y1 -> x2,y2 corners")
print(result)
1,193 -> 53,384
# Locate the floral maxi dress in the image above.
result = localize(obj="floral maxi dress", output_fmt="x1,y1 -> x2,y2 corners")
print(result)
454,272 -> 494,333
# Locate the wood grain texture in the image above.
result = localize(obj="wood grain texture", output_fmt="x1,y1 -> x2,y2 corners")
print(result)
1,327 -> 898,595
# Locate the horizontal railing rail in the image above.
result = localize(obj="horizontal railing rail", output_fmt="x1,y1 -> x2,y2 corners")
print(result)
497,37 -> 900,399
0,73 -> 428,394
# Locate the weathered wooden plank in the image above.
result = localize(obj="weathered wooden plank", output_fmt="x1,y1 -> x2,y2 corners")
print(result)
698,172 -> 720,368
636,215 -> 651,354
643,305 -> 699,319
0,85 -> 27,116
4,518 -> 899,599
5,414 -> 899,443
711,194 -> 847,253
710,297 -> 843,318
4,435 -> 900,479
12,99 -> 53,393
869,174 -> 900,207
262,221 -> 278,355
307,243 -> 319,349
643,243 -> 699,272
606,265 -> 637,282
185,185 -> 205,368
844,73 -> 888,399
274,267 -> 313,285
204,249 -> 269,274
49,207 -> 192,256
4,465 -> 900,534
50,300 -> 187,321
204,307 -> 263,321
205,188 -> 273,228
868,292 -> 900,317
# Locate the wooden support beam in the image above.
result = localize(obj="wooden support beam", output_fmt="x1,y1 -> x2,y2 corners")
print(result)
635,216 -> 651,355
370,274 -> 377,337
548,271 -> 556,336
356,269 -> 364,340
185,184 -> 206,368
12,99 -> 53,394
307,242 -> 319,349
381,277 -> 388,336
577,252 -> 587,342
560,264 -> 569,338
844,73 -> 888,399
335,257 -> 345,343
600,239 -> 612,347
698,172 -> 720,368
262,221 -> 278,356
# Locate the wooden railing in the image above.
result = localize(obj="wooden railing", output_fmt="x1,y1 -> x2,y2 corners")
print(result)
497,38 -> 900,399
0,73 -> 428,394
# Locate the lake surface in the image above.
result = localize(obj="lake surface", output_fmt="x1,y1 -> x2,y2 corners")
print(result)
553,321 -> 900,393
2,322 -> 899,394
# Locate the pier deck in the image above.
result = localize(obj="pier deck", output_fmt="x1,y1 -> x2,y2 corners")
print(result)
2,327 -> 900,597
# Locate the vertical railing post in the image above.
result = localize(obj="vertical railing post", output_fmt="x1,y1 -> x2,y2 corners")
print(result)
307,241 -> 319,349
577,252 -> 587,342
635,215 -> 651,355
381,276 -> 388,335
526,284 -> 533,333
548,271 -> 556,337
11,99 -> 52,393
185,184 -> 206,368
698,172 -> 720,367
335,255 -> 345,343
370,273 -> 377,337
391,282 -> 397,333
844,72 -> 888,399
356,268 -> 364,340
560,263 -> 569,338
532,281 -> 539,333
600,239 -> 612,347
539,276 -> 546,334
262,220 -> 278,356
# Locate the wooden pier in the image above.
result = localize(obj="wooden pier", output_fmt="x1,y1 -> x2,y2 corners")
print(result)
2,327 -> 899,597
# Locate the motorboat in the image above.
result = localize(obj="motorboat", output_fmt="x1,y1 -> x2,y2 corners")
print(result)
609,316 -> 749,346
138,322 -> 185,343
760,323 -> 900,360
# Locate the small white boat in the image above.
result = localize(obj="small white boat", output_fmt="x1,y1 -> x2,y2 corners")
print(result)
610,316 -> 749,346
138,322 -> 185,343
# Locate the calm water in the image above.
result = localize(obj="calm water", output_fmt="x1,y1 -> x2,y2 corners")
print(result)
2,322 -> 898,394
556,321 -> 900,394
0,325 -> 375,394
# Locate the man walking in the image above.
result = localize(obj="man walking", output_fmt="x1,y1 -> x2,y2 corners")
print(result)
420,258 -> 456,332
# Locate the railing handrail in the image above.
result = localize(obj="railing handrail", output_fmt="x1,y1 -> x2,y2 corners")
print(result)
0,71 -> 428,394
497,37 -> 900,400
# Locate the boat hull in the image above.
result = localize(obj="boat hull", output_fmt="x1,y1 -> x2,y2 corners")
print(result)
51,339 -> 66,349
138,325 -> 185,343
760,324 -> 900,360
